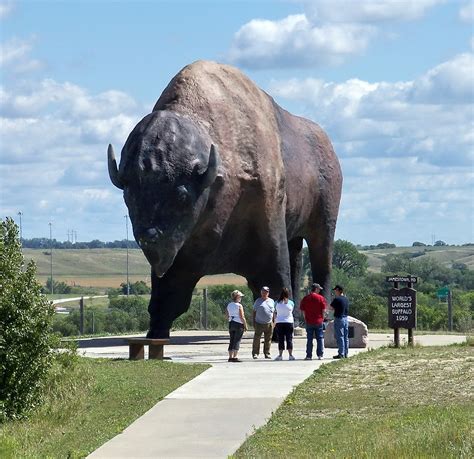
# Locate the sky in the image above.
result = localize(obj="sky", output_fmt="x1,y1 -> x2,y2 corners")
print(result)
0,0 -> 473,246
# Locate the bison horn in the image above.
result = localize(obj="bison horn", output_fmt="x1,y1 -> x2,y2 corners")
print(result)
107,144 -> 124,190
200,144 -> 220,189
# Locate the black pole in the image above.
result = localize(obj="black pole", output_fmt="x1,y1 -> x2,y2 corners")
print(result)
393,281 -> 400,347
79,297 -> 84,335
49,222 -> 53,295
125,215 -> 130,296
448,290 -> 453,332
407,279 -> 414,346
203,288 -> 208,330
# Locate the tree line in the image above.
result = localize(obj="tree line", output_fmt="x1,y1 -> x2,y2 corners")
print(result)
304,240 -> 473,332
51,239 -> 473,336
21,238 -> 139,249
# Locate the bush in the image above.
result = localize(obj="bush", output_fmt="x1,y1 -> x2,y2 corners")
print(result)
0,218 -> 58,421
120,281 -> 151,295
109,295 -> 149,331
43,278 -> 72,294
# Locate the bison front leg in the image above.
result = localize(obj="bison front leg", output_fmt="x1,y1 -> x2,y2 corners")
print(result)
146,263 -> 201,339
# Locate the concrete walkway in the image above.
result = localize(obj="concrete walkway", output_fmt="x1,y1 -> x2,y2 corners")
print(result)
86,331 -> 466,458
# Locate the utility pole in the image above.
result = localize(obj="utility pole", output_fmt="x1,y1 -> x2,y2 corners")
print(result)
49,222 -> 53,295
125,215 -> 130,296
448,290 -> 453,332
17,211 -> 23,242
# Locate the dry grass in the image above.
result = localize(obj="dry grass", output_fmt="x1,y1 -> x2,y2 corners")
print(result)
25,248 -> 247,288
235,344 -> 474,458
362,245 -> 474,272
36,273 -> 246,289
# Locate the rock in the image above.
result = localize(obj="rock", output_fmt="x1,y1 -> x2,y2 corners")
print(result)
293,327 -> 304,336
324,316 -> 369,348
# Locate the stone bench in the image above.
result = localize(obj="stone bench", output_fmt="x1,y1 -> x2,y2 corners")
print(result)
126,338 -> 170,360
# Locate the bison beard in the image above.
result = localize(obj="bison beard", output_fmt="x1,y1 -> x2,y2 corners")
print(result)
108,60 -> 342,339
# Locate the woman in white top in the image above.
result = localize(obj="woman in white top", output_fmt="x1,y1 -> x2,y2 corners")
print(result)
226,290 -> 248,362
273,288 -> 295,360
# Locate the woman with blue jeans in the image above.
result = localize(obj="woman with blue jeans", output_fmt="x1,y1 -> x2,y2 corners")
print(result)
330,285 -> 349,359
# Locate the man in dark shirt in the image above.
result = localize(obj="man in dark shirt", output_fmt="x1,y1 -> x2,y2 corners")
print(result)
330,285 -> 349,359
300,283 -> 327,360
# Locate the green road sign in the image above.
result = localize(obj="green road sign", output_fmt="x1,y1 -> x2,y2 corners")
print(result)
437,287 -> 450,298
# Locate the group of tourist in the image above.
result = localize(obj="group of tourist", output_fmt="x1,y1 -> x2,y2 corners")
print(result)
225,283 -> 349,362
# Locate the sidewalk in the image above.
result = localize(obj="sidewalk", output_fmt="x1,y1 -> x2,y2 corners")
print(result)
86,331 -> 466,458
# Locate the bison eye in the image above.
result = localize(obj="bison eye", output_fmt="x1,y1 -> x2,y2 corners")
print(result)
176,185 -> 191,204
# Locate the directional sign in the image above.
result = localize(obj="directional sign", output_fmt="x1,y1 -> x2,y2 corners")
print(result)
388,287 -> 417,329
386,276 -> 418,284
437,287 -> 450,298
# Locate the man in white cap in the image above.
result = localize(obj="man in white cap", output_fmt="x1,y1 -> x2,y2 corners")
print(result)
252,286 -> 275,359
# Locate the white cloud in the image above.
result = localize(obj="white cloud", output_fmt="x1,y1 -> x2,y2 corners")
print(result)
0,76 -> 146,241
269,51 -> 474,166
229,14 -> 375,69
305,0 -> 444,23
228,0 -> 444,69
0,37 -> 43,73
268,51 -> 474,244
0,0 -> 14,20
459,1 -> 474,22
411,53 -> 474,103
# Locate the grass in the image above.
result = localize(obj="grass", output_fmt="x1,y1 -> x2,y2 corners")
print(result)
234,343 -> 474,458
361,245 -> 474,272
0,357 -> 209,458
24,247 -> 246,288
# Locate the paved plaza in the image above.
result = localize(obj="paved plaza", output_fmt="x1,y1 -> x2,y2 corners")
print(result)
86,331 -> 466,458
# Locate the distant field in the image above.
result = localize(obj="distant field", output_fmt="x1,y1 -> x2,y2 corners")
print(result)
361,245 -> 474,272
23,248 -> 246,289
23,245 -> 472,290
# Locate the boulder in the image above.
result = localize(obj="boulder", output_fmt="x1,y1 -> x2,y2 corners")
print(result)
293,326 -> 304,336
324,316 -> 368,348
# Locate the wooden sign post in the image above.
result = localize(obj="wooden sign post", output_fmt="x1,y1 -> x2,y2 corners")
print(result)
386,276 -> 417,347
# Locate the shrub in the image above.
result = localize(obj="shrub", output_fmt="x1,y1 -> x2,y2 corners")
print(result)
109,295 -> 149,331
120,281 -> 151,295
0,218 -> 58,421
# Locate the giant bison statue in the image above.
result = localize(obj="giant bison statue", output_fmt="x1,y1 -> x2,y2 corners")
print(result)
108,60 -> 342,338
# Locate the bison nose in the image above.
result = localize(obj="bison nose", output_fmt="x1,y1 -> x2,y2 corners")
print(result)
139,227 -> 163,245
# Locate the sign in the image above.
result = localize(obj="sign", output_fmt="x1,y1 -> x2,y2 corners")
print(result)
388,287 -> 417,329
437,287 -> 450,299
386,276 -> 418,284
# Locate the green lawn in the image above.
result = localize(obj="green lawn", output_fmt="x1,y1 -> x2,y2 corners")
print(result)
0,358 -> 209,458
235,344 -> 474,458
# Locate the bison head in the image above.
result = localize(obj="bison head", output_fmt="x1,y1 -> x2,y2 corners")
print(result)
108,111 -> 220,277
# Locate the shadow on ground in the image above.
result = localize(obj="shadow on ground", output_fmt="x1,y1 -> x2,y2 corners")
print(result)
73,333 -> 231,349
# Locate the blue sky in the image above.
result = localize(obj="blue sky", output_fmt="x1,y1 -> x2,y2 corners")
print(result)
1,0 -> 473,245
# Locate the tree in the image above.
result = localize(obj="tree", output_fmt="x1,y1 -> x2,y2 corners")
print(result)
43,278 -> 72,294
0,218 -> 58,421
332,240 -> 368,277
412,241 -> 426,247
434,240 -> 447,246
376,242 -> 396,249
121,280 -> 151,295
